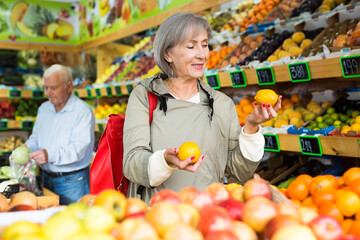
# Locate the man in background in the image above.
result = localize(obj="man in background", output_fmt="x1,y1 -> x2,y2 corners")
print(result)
26,64 -> 95,205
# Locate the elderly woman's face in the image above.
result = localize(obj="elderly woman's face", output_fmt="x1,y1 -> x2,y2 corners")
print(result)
165,29 -> 209,80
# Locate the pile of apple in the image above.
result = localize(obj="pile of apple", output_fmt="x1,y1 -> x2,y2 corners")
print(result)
3,178 -> 359,240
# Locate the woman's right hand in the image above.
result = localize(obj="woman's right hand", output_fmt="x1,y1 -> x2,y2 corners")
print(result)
164,147 -> 204,172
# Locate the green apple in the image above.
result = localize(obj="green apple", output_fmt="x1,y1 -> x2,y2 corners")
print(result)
315,116 -> 323,123
64,202 -> 88,220
326,107 -> 335,114
83,206 -> 116,233
42,211 -> 83,240
310,121 -> 318,128
330,113 -> 339,120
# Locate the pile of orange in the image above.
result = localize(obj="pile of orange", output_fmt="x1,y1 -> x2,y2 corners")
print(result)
279,168 -> 360,237
235,97 -> 255,126
239,0 -> 281,33
206,45 -> 237,70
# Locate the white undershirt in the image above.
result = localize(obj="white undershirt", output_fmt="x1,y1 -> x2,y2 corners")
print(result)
147,92 -> 264,187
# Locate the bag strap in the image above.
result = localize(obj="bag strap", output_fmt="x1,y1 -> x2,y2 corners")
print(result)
148,91 -> 157,123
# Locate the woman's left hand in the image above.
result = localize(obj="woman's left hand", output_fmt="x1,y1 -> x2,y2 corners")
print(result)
243,96 -> 282,134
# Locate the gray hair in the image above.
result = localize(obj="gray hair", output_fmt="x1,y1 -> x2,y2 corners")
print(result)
154,12 -> 212,77
43,64 -> 73,84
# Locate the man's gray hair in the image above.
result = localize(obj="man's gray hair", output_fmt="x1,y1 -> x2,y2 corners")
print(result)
43,64 -> 73,84
153,12 -> 212,78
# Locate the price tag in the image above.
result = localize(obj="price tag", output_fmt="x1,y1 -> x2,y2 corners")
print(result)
74,89 -> 79,97
299,135 -> 322,156
97,123 -> 105,132
86,88 -> 92,98
114,86 -> 122,96
0,119 -> 8,130
288,62 -> 311,82
8,89 -> 22,99
256,67 -> 275,85
263,134 -> 280,152
126,84 -> 133,95
105,87 -> 113,97
95,88 -> 101,98
32,90 -> 44,99
230,70 -> 246,88
206,74 -> 220,89
21,120 -> 34,130
340,55 -> 360,78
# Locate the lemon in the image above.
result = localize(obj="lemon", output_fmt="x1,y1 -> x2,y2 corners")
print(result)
254,89 -> 278,107
178,142 -> 201,164
351,123 -> 360,133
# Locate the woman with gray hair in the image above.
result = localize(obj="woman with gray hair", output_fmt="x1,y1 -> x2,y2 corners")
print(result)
123,12 -> 281,202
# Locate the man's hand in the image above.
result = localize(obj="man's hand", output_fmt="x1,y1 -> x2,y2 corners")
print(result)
30,149 -> 48,164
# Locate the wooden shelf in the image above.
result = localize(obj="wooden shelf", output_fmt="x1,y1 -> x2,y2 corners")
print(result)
0,119 -> 34,130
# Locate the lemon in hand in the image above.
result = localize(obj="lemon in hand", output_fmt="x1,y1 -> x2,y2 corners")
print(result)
178,142 -> 201,164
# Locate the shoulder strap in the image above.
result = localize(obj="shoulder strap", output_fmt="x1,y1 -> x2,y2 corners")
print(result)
147,91 -> 158,124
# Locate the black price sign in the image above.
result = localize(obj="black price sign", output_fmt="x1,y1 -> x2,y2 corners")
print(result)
97,123 -> 104,132
206,74 -> 220,89
230,70 -> 246,88
86,88 -> 92,98
299,135 -> 323,156
95,88 -> 102,98
105,87 -> 113,97
74,89 -> 79,97
21,120 -> 34,130
288,62 -> 311,82
32,90 -> 44,99
263,134 -> 280,152
114,86 -> 122,96
256,67 -> 275,85
9,89 -> 22,98
126,84 -> 133,95
0,119 -> 8,130
340,55 -> 360,78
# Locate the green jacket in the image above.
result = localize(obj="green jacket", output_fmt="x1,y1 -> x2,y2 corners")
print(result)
123,73 -> 262,202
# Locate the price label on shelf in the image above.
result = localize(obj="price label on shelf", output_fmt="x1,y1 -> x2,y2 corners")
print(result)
74,89 -> 79,97
97,123 -> 105,133
21,120 -> 34,130
8,89 -> 22,99
86,88 -> 92,98
206,74 -> 220,89
288,62 -> 311,82
0,119 -> 8,130
340,55 -> 360,78
263,134 -> 280,152
105,87 -> 113,97
126,84 -> 133,94
32,90 -> 45,99
299,135 -> 322,156
95,88 -> 101,98
114,86 -> 122,96
230,70 -> 246,88
256,67 -> 275,85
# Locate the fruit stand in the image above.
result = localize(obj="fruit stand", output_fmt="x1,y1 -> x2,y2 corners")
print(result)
1,0 -> 360,239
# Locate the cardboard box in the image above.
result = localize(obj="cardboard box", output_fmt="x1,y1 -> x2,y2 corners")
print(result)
6,188 -> 59,209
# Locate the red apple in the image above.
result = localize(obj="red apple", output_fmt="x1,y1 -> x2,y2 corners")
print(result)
149,189 -> 182,207
243,178 -> 271,201
78,194 -> 97,207
178,186 -> 200,203
276,202 -> 300,220
126,198 -> 147,218
309,215 -> 344,240
218,198 -> 244,221
190,191 -> 215,210
176,203 -> 200,227
231,221 -> 257,240
264,214 -> 301,239
205,230 -> 238,240
272,225 -> 317,240
340,235 -> 360,240
111,218 -> 159,240
242,196 -> 277,232
197,206 -> 233,236
94,189 -> 127,221
8,204 -> 36,212
163,222 -> 203,240
206,182 -> 231,204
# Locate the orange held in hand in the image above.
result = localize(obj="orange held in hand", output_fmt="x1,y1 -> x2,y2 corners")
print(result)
178,142 -> 201,164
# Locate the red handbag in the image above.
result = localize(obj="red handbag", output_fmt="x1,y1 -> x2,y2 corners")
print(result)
90,92 -> 158,196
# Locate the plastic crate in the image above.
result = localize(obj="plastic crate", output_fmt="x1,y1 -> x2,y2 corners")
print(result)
287,125 -> 335,136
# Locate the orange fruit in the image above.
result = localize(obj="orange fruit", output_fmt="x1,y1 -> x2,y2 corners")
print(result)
278,188 -> 288,198
344,168 -> 360,186
290,94 -> 300,103
178,142 -> 201,164
341,219 -> 354,235
312,191 -> 335,207
296,174 -> 312,187
349,220 -> 360,238
302,196 -> 313,206
356,209 -> 360,221
350,178 -> 360,197
319,202 -> 344,224
309,175 -> 337,196
287,179 -> 309,201
240,98 -> 251,106
336,191 -> 360,217
254,89 -> 278,107
291,199 -> 302,206
335,189 -> 347,201
338,176 -> 345,187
